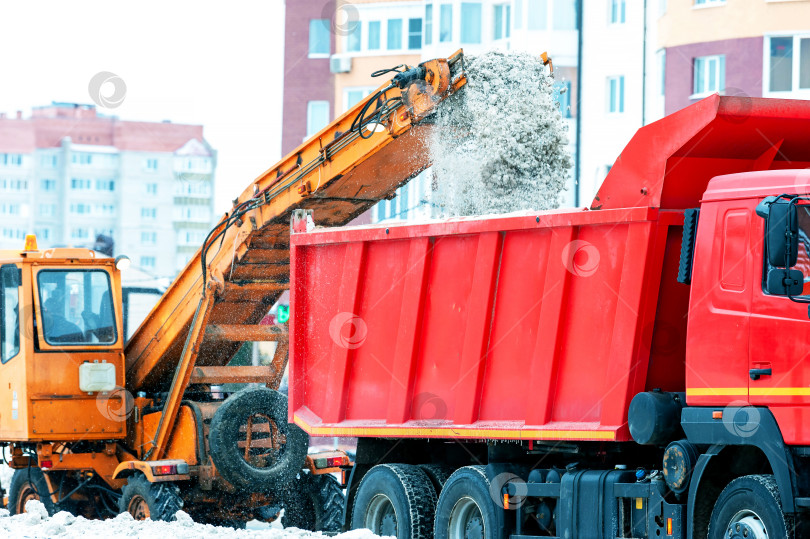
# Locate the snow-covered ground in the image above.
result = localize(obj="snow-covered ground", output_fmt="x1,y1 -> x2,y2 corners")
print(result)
0,465 -> 385,538
0,501 -> 386,538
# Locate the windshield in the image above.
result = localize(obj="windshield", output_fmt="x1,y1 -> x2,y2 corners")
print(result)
37,270 -> 116,345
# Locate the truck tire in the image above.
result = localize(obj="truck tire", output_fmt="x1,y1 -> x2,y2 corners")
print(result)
281,472 -> 344,533
118,474 -> 183,521
707,475 -> 792,539
434,466 -> 506,539
350,463 -> 436,539
8,468 -> 56,516
207,387 -> 308,493
419,464 -> 455,496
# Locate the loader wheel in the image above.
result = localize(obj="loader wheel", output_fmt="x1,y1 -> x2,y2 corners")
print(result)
8,468 -> 56,516
208,387 -> 308,493
707,475 -> 792,539
119,474 -> 183,522
281,472 -> 345,532
434,466 -> 507,539
351,463 -> 436,539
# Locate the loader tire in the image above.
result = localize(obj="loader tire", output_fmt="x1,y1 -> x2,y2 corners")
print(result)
208,386 -> 308,493
350,463 -> 436,539
8,467 -> 56,516
119,474 -> 183,521
281,472 -> 345,532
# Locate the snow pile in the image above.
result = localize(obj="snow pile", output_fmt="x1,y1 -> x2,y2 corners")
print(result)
0,500 -> 387,539
430,50 -> 572,216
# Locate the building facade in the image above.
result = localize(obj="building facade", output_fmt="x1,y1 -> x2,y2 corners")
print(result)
0,103 -> 216,278
656,0 -> 810,116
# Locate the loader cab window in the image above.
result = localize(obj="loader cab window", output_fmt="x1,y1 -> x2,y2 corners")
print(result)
0,265 -> 20,362
37,270 -> 116,345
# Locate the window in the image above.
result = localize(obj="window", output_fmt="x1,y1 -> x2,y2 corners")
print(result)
347,21 -> 362,52
2,229 -> 25,240
141,207 -> 157,220
767,35 -> 810,93
173,180 -> 211,197
554,0 -> 576,30
94,204 -> 115,216
693,55 -> 725,96
1,266 -> 20,363
39,204 -> 56,217
0,179 -> 28,191
609,0 -> 626,24
40,155 -> 57,168
425,5 -> 433,45
388,19 -> 403,49
0,204 -> 20,216
140,256 -> 156,269
71,227 -> 90,240
0,154 -> 23,167
658,49 -> 666,96
309,19 -> 330,56
37,270 -> 117,345
71,153 -> 93,166
345,87 -> 374,112
178,230 -> 207,246
306,101 -> 330,138
96,179 -> 115,191
40,179 -> 56,192
694,0 -> 724,5
553,80 -> 572,118
461,3 -> 482,44
34,228 -> 51,241
514,0 -> 523,29
145,158 -> 158,171
408,18 -> 422,50
174,156 -> 212,173
607,76 -> 625,113
71,178 -> 91,190
368,21 -> 381,50
141,231 -> 157,245
173,206 -> 211,222
494,4 -> 504,39
527,0 -> 547,30
146,183 -> 158,195
440,4 -> 453,42
70,203 -> 91,215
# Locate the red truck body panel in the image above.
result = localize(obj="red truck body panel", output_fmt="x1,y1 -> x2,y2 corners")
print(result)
290,95 -> 810,443
290,208 -> 685,442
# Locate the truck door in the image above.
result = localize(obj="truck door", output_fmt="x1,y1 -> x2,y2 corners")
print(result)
749,202 -> 810,410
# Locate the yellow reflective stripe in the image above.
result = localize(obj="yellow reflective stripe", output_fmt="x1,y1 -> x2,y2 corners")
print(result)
687,387 -> 810,397
750,387 -> 810,396
293,414 -> 616,441
686,387 -> 747,396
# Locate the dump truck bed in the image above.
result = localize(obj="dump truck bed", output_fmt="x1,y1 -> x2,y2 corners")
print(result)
289,208 -> 686,442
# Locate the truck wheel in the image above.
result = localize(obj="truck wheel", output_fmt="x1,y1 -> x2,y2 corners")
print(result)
119,474 -> 183,521
707,475 -> 792,539
419,464 -> 455,497
350,463 -> 436,539
434,466 -> 506,539
208,387 -> 308,493
8,468 -> 56,516
281,472 -> 345,532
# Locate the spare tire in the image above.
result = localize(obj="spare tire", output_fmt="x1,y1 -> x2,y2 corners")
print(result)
208,387 -> 308,493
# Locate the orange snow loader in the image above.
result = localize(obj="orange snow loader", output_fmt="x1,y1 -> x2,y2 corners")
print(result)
0,50 -> 468,527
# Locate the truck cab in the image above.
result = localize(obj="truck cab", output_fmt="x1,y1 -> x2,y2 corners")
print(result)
0,239 -> 127,443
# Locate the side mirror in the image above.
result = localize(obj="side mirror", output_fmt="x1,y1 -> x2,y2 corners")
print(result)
767,201 -> 799,268
767,268 -> 804,296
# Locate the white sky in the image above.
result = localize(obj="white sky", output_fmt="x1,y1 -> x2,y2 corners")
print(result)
0,0 -> 286,214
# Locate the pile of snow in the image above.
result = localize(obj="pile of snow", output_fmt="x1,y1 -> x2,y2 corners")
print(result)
0,500 -> 386,539
430,50 -> 572,216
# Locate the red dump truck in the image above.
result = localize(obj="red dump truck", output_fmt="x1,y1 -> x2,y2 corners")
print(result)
288,95 -> 810,539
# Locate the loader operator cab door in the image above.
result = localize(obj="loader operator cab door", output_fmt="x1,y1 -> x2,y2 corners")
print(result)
0,265 -> 21,363
35,269 -> 117,347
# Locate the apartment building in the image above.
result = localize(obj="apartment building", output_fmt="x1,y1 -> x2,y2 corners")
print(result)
0,103 -> 216,278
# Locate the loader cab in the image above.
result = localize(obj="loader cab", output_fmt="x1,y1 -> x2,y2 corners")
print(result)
0,239 -> 128,443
